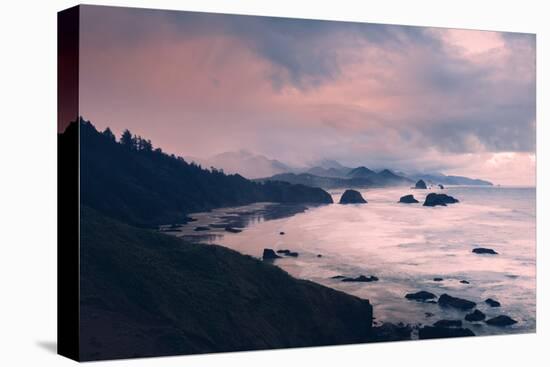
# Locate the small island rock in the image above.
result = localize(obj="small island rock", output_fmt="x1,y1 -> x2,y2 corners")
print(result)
438,294 -> 476,310
341,275 -> 379,282
399,194 -> 419,204
433,319 -> 462,328
419,326 -> 475,339
485,315 -> 517,326
472,247 -> 498,255
339,189 -> 367,204
423,193 -> 459,207
465,309 -> 486,322
485,298 -> 501,307
415,179 -> 428,189
405,291 -> 436,301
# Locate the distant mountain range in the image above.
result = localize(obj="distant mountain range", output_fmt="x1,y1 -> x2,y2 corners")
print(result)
188,151 -> 493,189
260,164 -> 492,189
187,151 -> 292,179
258,168 -> 412,189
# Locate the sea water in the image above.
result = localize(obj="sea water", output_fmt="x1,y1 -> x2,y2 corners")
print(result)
169,186 -> 536,336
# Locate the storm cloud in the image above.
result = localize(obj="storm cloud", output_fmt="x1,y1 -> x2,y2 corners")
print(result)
78,5 -> 536,185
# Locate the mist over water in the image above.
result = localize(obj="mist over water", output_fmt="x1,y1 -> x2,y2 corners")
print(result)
171,186 -> 536,336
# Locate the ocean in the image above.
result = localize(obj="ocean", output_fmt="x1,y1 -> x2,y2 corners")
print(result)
166,185 -> 536,336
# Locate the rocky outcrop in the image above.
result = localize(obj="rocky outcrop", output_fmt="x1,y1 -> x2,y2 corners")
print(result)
415,179 -> 428,189
398,194 -> 419,204
405,291 -> 436,301
262,248 -> 282,260
485,298 -> 501,307
276,249 -> 299,257
465,310 -> 486,322
485,315 -> 517,326
339,189 -> 367,204
472,248 -> 498,255
433,320 -> 462,328
341,275 -> 379,282
369,323 -> 412,342
419,326 -> 475,339
423,193 -> 459,207
438,294 -> 476,310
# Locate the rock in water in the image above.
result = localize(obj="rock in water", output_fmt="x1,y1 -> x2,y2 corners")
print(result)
465,310 -> 486,322
419,326 -> 475,339
399,194 -> 419,204
341,275 -> 379,282
276,249 -> 299,257
423,193 -> 459,207
485,298 -> 501,307
224,226 -> 242,233
369,323 -> 412,342
485,315 -> 517,326
339,189 -> 367,204
262,248 -> 282,260
460,280 -> 470,284
415,179 -> 428,189
438,294 -> 476,310
194,226 -> 210,231
405,291 -> 436,301
433,277 -> 444,282
438,184 -> 445,189
472,247 -> 498,255
433,320 -> 462,328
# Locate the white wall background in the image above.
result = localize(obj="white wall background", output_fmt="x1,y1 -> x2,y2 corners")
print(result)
0,0 -> 547,366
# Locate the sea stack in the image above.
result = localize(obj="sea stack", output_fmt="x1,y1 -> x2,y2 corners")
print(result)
415,180 -> 428,189
399,194 -> 419,204
339,189 -> 367,204
423,193 -> 459,207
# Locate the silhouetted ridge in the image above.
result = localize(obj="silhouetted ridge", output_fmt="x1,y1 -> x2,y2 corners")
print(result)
66,119 -> 332,227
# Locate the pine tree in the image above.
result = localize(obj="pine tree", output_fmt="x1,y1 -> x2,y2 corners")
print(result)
102,127 -> 116,141
120,129 -> 133,148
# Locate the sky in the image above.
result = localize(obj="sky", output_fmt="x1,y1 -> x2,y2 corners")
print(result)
78,5 -> 536,185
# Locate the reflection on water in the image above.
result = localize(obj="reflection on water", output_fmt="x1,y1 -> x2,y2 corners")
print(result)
163,186 -> 536,337
159,202 -> 309,240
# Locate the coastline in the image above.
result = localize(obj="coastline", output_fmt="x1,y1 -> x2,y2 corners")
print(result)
160,185 -> 535,339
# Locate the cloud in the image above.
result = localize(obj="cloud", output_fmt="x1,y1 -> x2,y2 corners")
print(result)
78,6 -> 536,185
